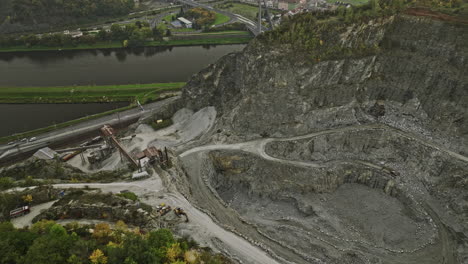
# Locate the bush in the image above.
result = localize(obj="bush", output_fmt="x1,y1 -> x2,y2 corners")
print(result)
0,177 -> 15,190
117,192 -> 138,201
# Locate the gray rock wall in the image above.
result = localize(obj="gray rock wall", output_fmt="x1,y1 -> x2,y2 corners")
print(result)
182,15 -> 468,154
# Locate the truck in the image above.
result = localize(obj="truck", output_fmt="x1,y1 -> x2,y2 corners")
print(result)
10,206 -> 30,218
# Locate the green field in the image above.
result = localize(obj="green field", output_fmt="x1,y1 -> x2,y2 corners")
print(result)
0,82 -> 185,104
217,3 -> 259,21
214,12 -> 231,25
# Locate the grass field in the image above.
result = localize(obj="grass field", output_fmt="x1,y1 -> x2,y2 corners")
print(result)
0,82 -> 185,104
217,3 -> 260,21
214,12 -> 231,25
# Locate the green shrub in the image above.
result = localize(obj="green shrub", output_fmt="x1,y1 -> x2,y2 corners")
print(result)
0,177 -> 15,190
117,192 -> 138,201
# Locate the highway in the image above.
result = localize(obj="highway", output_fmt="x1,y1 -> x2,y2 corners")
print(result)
0,96 -> 180,162
174,0 -> 267,35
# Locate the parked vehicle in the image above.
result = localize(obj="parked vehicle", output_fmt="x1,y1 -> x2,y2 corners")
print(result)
10,206 -> 30,218
29,137 -> 37,142
20,138 -> 28,143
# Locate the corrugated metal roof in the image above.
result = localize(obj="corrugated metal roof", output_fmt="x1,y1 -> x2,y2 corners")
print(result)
177,17 -> 192,24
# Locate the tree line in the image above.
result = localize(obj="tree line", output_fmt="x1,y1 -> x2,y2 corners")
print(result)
9,0 -> 135,24
0,21 -> 170,49
0,220 -> 230,264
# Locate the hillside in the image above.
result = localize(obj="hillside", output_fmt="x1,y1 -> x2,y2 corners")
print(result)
177,8 -> 468,264
0,0 -> 135,33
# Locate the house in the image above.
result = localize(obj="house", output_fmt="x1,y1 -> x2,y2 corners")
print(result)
177,17 -> 193,28
278,0 -> 300,10
63,30 -> 83,38
70,31 -> 83,38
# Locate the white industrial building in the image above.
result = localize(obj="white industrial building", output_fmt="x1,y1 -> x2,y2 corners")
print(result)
177,17 -> 193,28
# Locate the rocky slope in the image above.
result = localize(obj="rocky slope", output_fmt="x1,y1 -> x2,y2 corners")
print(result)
182,14 -> 467,154
176,13 -> 468,264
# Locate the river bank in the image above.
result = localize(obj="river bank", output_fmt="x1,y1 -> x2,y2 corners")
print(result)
0,82 -> 185,104
0,35 -> 252,53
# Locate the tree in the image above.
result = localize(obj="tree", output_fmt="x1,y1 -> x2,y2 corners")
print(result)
152,26 -> 164,41
22,194 -> 33,203
115,220 -> 127,231
20,34 -> 39,47
31,219 -> 56,234
344,7 -> 354,23
24,224 -> 74,264
0,177 -> 14,190
67,254 -> 82,264
148,229 -> 175,249
92,223 -> 112,243
371,0 -> 381,16
166,243 -> 182,262
97,30 -> 109,41
140,27 -> 153,39
111,24 -> 126,40
0,225 -> 39,264
89,249 -> 108,264
337,6 -> 346,19
128,30 -> 146,47
135,21 -> 142,29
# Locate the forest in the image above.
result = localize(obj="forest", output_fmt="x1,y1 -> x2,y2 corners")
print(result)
0,220 -> 230,264
9,0 -> 135,24
0,0 -> 135,33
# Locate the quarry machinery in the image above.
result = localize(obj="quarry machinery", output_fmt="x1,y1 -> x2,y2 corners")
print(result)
101,125 -> 139,168
174,207 -> 189,222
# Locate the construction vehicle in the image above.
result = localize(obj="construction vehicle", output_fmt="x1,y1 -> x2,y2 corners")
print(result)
156,203 -> 172,216
10,206 -> 30,218
174,207 -> 189,222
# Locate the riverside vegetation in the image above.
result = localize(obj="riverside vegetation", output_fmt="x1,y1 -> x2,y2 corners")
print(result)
0,20 -> 252,52
0,82 -> 185,104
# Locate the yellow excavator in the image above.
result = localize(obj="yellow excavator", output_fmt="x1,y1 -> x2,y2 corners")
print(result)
156,203 -> 172,216
174,207 -> 189,222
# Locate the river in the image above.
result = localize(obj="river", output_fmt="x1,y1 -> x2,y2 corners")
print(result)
0,45 -> 245,86
0,44 -> 245,137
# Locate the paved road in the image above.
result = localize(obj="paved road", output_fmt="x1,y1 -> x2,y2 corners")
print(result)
0,97 -> 180,161
175,0 -> 266,35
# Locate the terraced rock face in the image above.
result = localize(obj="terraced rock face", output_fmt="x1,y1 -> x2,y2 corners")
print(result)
178,13 -> 468,264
